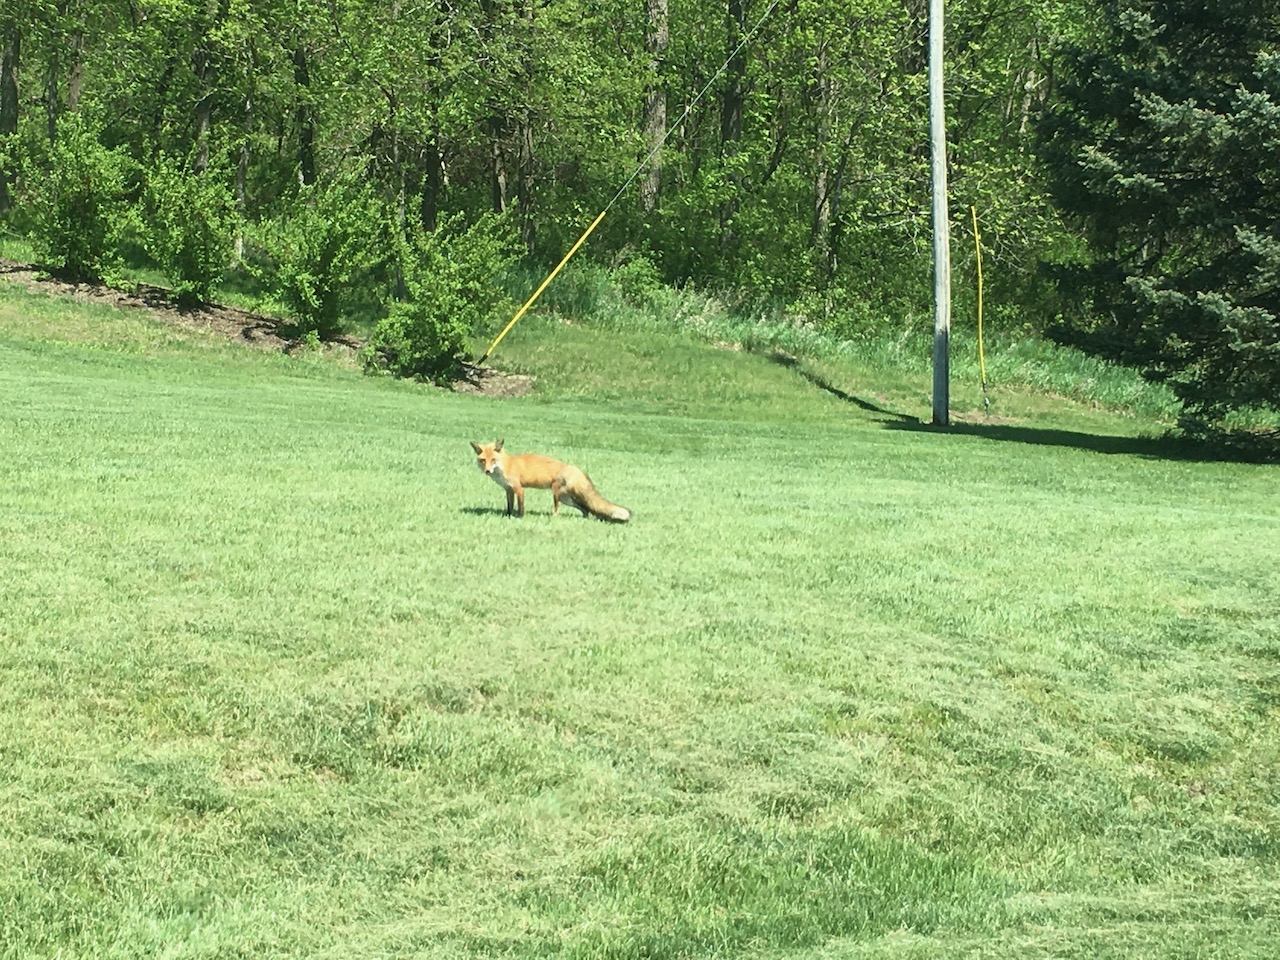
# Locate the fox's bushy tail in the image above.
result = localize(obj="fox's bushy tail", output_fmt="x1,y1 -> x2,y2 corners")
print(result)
568,485 -> 631,523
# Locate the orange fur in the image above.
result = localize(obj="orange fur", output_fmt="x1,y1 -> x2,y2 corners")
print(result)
470,439 -> 631,522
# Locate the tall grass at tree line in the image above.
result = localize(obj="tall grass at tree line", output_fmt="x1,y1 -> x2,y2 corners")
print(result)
503,260 -> 1183,423
2,277 -> 1278,958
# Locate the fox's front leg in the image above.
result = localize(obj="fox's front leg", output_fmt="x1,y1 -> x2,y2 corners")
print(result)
513,484 -> 526,517
505,487 -> 517,516
551,479 -> 563,516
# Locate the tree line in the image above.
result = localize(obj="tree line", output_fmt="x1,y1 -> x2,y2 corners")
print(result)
0,0 -> 1276,438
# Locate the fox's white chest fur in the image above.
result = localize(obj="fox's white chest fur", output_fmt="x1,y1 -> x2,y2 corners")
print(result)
482,462 -> 512,489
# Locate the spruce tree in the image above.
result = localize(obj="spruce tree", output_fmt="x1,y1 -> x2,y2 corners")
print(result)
1039,0 -> 1280,436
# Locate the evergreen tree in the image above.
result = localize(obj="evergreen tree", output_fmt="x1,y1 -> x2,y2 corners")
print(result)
1039,0 -> 1280,435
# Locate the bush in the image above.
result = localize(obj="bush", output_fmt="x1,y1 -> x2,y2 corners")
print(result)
27,114 -> 132,282
613,254 -> 666,308
141,154 -> 239,306
366,213 -> 517,381
268,177 -> 382,337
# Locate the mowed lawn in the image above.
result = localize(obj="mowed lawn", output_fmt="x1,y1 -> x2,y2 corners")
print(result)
1,286 -> 1277,959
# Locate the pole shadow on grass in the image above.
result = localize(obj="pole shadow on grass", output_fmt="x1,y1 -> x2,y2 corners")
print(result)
770,351 -> 912,420
768,351 -> 1269,463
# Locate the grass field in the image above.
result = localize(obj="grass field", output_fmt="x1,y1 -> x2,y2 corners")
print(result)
1,279 -> 1277,958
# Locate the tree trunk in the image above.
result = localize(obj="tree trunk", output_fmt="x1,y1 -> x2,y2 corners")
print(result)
293,45 -> 315,186
65,27 -> 84,112
193,53 -> 213,172
1018,36 -> 1042,135
718,0 -> 747,255
420,140 -> 443,232
477,0 -> 505,217
0,22 -> 17,214
639,0 -> 668,213
44,37 -> 59,142
720,0 -> 745,149
191,0 -> 231,173
516,110 -> 534,253
488,114 -> 508,214
812,40 -> 834,276
43,1 -> 86,143
0,26 -> 16,139
515,0 -> 536,254
388,93 -> 407,299
234,90 -> 251,262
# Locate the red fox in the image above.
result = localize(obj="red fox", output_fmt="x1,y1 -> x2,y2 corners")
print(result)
470,439 -> 631,523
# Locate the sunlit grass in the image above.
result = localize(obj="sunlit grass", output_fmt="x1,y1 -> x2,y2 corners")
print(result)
499,261 -> 1182,422
1,280 -> 1277,958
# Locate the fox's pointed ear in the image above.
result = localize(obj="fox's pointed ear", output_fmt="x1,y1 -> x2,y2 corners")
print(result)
470,441 -> 482,454
495,438 -> 504,451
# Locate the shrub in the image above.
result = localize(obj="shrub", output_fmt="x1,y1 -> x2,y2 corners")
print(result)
269,177 -> 382,337
613,254 -> 666,307
140,154 -> 239,306
366,213 -> 517,381
27,114 -> 131,282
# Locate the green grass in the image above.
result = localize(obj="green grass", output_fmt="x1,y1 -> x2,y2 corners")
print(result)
504,261 -> 1184,423
1,278 -> 1278,958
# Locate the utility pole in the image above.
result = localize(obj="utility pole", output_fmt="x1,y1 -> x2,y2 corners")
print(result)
929,0 -> 951,426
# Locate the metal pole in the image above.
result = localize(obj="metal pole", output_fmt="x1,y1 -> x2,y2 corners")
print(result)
929,0 -> 951,426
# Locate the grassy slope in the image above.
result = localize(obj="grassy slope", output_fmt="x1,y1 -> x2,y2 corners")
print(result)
1,284 -> 1277,959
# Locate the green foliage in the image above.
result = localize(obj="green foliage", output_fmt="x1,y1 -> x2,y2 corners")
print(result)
612,254 -> 667,308
0,137 -> 20,224
267,177 -> 383,337
3,0 -> 1098,351
1038,0 -> 1280,437
787,284 -> 903,342
141,154 -> 239,306
25,114 -> 132,282
519,255 -> 683,331
365,213 -> 517,380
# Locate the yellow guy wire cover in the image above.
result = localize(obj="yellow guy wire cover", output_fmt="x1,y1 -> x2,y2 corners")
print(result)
478,208 -> 609,365
971,205 -> 987,393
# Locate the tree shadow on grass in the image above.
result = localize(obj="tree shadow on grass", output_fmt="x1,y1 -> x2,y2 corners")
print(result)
877,416 -> 1204,460
769,351 -> 1271,464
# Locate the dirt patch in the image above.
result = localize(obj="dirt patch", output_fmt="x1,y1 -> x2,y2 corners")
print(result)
0,259 -> 533,396
450,361 -> 536,398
